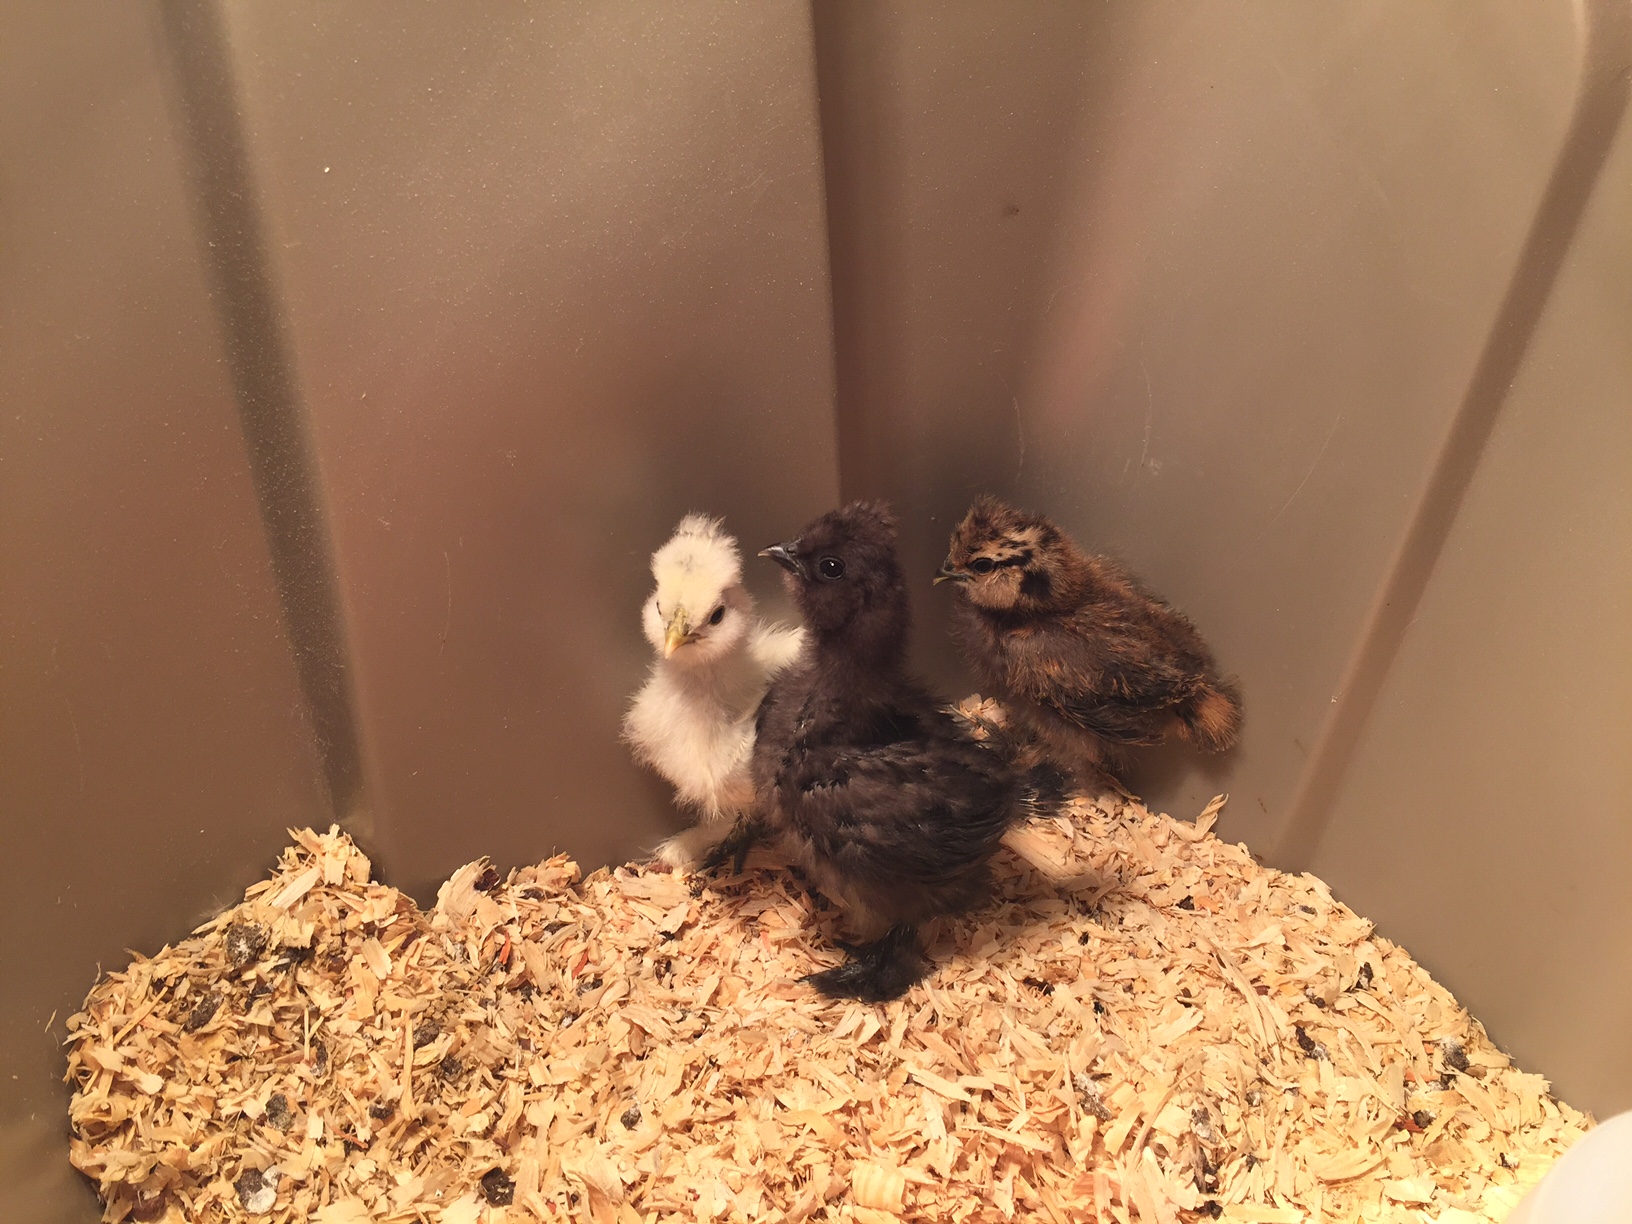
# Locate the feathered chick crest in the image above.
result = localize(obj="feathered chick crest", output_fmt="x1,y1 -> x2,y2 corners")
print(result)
651,513 -> 742,596
800,500 -> 898,552
939,495 -> 1084,612
643,514 -> 753,663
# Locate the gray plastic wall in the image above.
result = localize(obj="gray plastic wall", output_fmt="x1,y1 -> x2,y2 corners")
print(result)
3,3 -> 1627,1218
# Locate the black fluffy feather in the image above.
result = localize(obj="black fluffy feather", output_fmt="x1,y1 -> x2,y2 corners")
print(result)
752,501 -> 1047,1001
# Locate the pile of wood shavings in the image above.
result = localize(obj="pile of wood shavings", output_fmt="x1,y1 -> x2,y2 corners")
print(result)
66,796 -> 1588,1222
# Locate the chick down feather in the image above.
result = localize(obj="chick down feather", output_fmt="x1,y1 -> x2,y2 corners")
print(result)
938,495 -> 1242,783
752,501 -> 1062,1001
623,514 -> 804,867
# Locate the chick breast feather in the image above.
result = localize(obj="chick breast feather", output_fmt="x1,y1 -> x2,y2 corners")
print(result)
622,514 -> 805,868
938,495 -> 1242,782
752,501 -> 1058,1002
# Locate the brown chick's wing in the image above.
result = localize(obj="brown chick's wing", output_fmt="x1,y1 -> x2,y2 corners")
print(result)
1004,614 -> 1207,745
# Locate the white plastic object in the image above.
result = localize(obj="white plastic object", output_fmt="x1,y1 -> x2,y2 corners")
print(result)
1505,1110 -> 1632,1223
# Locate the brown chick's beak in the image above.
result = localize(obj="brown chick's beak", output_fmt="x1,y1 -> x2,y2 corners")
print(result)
758,542 -> 807,579
934,558 -> 968,585
663,610 -> 696,658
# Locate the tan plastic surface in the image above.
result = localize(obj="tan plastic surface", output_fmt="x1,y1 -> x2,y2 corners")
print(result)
0,5 -> 332,1218
211,0 -> 840,897
817,0 -> 1589,836
1306,95 -> 1632,1120
2,3 -> 836,1220
3,2 -> 1629,1217
816,0 -> 1631,1119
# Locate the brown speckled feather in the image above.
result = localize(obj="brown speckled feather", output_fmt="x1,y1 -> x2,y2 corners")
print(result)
940,496 -> 1242,782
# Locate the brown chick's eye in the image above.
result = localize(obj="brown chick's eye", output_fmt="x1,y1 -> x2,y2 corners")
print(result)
709,605 -> 725,625
970,557 -> 996,574
817,556 -> 845,581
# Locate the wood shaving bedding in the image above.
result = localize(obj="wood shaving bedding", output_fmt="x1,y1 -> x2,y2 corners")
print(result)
65,717 -> 1589,1223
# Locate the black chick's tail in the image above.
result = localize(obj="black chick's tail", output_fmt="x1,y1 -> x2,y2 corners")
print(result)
1017,760 -> 1073,822
802,924 -> 928,1003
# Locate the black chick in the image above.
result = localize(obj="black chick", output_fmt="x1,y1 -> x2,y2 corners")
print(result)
751,501 -> 1050,1002
937,495 -> 1242,783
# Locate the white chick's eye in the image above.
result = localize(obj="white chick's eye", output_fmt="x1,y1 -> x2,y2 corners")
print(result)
970,557 -> 996,575
817,556 -> 845,581
709,605 -> 725,625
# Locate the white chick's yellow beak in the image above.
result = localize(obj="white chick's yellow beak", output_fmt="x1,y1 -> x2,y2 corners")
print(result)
663,608 -> 698,658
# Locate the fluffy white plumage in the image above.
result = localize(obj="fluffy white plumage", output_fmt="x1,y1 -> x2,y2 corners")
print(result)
623,514 -> 805,867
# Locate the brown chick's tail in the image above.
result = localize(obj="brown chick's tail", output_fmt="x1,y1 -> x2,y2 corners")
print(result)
801,924 -> 928,1002
1178,682 -> 1243,752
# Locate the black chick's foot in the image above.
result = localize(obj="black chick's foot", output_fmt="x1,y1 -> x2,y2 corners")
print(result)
699,816 -> 763,877
801,924 -> 929,1003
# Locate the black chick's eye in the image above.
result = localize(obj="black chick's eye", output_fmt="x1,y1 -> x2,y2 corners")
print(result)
970,557 -> 996,575
708,605 -> 725,625
816,556 -> 846,581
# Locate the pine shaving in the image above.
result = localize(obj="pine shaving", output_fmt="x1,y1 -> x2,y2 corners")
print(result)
65,721 -> 1590,1223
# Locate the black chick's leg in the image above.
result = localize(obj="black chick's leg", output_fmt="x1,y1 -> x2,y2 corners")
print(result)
699,815 -> 763,876
802,924 -> 929,1003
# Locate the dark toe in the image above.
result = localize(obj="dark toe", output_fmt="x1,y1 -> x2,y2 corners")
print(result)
801,963 -> 891,1001
701,817 -> 764,876
801,926 -> 929,1003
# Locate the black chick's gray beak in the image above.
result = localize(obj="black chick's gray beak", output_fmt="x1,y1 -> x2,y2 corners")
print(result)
758,541 -> 807,579
934,557 -> 967,585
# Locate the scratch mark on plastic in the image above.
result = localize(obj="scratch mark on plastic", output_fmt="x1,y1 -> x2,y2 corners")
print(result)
440,550 -> 452,657
1271,414 -> 1343,524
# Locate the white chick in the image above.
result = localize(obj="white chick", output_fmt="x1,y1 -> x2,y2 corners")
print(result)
623,514 -> 805,868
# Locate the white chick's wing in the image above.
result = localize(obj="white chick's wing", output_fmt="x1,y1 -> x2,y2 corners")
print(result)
749,621 -> 806,675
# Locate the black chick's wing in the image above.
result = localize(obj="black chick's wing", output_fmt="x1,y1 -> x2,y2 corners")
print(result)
779,704 -> 1017,900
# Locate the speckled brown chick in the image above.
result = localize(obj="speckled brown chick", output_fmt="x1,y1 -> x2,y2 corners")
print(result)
937,495 -> 1242,783
751,501 -> 1057,1003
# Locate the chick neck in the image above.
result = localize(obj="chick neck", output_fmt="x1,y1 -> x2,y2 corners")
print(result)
802,593 -> 911,699
661,631 -> 770,716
